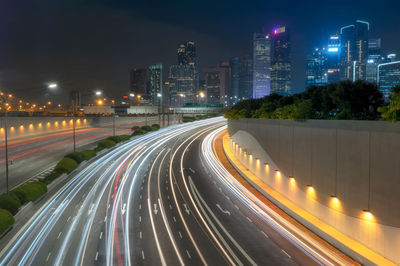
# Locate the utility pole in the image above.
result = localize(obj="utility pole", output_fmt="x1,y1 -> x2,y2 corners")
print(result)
72,99 -> 76,152
4,103 -> 9,194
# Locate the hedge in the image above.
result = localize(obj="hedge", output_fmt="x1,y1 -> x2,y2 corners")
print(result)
131,125 -> 140,131
141,125 -> 153,132
55,157 -> 78,174
107,135 -> 131,143
42,169 -> 63,185
10,188 -> 27,205
0,209 -> 14,235
97,139 -> 116,149
65,152 -> 86,164
151,124 -> 160,130
0,194 -> 21,215
17,182 -> 47,202
131,129 -> 147,136
81,150 -> 97,160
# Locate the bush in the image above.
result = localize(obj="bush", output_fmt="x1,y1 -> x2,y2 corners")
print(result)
10,189 -> 27,205
81,150 -> 97,160
55,157 -> 78,174
151,124 -> 160,130
0,209 -> 14,234
0,194 -> 21,215
132,129 -> 147,136
141,125 -> 153,132
65,152 -> 86,164
131,125 -> 140,131
42,169 -> 63,185
97,139 -> 116,149
17,182 -> 47,202
107,135 -> 131,143
118,135 -> 131,141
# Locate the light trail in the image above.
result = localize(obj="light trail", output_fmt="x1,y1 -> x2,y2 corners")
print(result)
201,126 -> 350,266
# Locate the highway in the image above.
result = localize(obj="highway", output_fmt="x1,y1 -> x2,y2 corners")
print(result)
0,118 -> 349,265
0,116 -> 160,193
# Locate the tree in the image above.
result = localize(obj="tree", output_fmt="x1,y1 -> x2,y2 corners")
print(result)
378,86 -> 400,122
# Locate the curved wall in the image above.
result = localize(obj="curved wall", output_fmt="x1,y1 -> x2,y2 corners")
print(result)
228,118 -> 400,264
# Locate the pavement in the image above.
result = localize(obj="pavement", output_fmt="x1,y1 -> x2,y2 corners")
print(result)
0,118 -> 350,265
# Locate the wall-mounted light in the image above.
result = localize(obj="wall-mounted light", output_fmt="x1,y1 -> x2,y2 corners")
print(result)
307,185 -> 314,193
331,195 -> 339,204
363,210 -> 373,220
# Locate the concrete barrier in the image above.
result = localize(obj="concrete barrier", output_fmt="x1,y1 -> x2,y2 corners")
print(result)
228,118 -> 400,264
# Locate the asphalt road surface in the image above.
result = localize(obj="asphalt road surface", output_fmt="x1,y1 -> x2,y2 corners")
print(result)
0,116 -> 161,193
0,118 -> 347,265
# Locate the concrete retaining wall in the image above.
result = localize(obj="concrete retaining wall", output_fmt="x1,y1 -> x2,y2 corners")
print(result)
228,118 -> 400,264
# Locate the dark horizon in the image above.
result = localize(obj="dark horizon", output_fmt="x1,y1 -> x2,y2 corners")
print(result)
1,0 -> 399,104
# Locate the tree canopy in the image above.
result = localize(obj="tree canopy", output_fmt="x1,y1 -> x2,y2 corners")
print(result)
225,81 -> 391,121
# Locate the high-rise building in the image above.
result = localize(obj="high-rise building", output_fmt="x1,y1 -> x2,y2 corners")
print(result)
130,68 -> 147,96
340,20 -> 369,81
252,33 -> 272,98
326,34 -> 341,83
176,41 -> 199,95
271,26 -> 291,95
368,38 -> 381,60
378,61 -> 400,99
366,38 -> 382,83
204,66 -> 230,105
239,56 -> 253,100
306,48 -> 328,87
167,64 -> 196,106
148,63 -> 163,105
229,57 -> 240,105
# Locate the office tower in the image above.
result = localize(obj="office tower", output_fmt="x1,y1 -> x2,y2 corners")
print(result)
176,41 -> 199,94
204,66 -> 230,105
306,48 -> 328,87
230,57 -> 240,105
253,33 -> 272,98
239,56 -> 253,100
130,68 -> 147,96
69,90 -> 81,112
167,65 -> 196,106
368,38 -> 381,60
340,20 -> 369,81
378,61 -> 400,99
271,26 -> 291,95
366,38 -> 382,83
326,34 -> 341,83
148,63 -> 163,105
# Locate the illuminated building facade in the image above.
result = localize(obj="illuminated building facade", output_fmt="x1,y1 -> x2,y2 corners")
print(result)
271,26 -> 291,95
326,34 -> 341,83
378,61 -> 400,99
204,66 -> 230,105
130,68 -> 147,96
239,56 -> 253,100
306,48 -> 328,87
148,63 -> 163,105
252,32 -> 271,98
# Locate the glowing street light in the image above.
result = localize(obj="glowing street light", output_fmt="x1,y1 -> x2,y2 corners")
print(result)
95,90 -> 102,96
48,83 -> 58,89
129,93 -> 135,97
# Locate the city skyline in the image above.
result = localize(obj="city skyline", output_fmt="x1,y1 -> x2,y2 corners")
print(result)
1,0 -> 400,103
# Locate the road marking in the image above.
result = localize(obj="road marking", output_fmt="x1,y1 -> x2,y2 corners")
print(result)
139,231 -> 142,239
246,217 -> 252,223
189,168 -> 195,173
282,249 -> 292,259
140,194 -> 142,199
141,186 -> 143,190
95,251 -> 99,261
122,203 -> 126,215
169,204 -> 173,210
57,231 -> 62,239
166,186 -> 168,191
142,250 -> 145,260
216,204 -> 231,215
218,187 -> 222,192
173,216 -> 177,223
234,204 -> 239,210
178,231 -> 183,239
225,195 -> 230,201
139,204 -> 141,210
261,231 -> 269,238
67,216 -> 71,222
153,203 -> 159,215
108,204 -> 110,209
99,231 -> 103,239
167,195 -> 170,200
104,216 -> 107,222
46,252 -> 51,262
139,216 -> 142,223
186,249 -> 191,259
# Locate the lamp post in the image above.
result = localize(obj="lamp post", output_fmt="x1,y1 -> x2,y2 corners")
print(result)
0,93 -> 12,194
157,93 -> 162,126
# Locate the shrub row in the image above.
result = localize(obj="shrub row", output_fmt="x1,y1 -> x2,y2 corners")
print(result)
0,133 -> 134,236
183,114 -> 219,123
131,124 -> 160,136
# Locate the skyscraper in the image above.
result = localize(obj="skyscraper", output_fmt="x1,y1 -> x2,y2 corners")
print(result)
177,44 -> 187,65
239,56 -> 253,100
252,32 -> 271,98
167,64 -> 196,106
176,41 -> 199,96
204,66 -> 230,105
305,48 -> 328,87
340,20 -> 369,81
271,26 -> 291,95
366,38 -> 382,83
130,68 -> 147,96
148,63 -> 163,105
229,57 -> 240,105
326,34 -> 341,83
378,61 -> 400,99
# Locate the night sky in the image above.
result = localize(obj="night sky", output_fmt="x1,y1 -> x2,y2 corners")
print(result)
1,0 -> 399,103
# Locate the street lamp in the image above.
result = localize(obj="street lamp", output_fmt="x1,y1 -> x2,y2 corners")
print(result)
95,90 -> 102,96
0,92 -> 13,194
48,83 -> 58,89
157,93 -> 162,126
